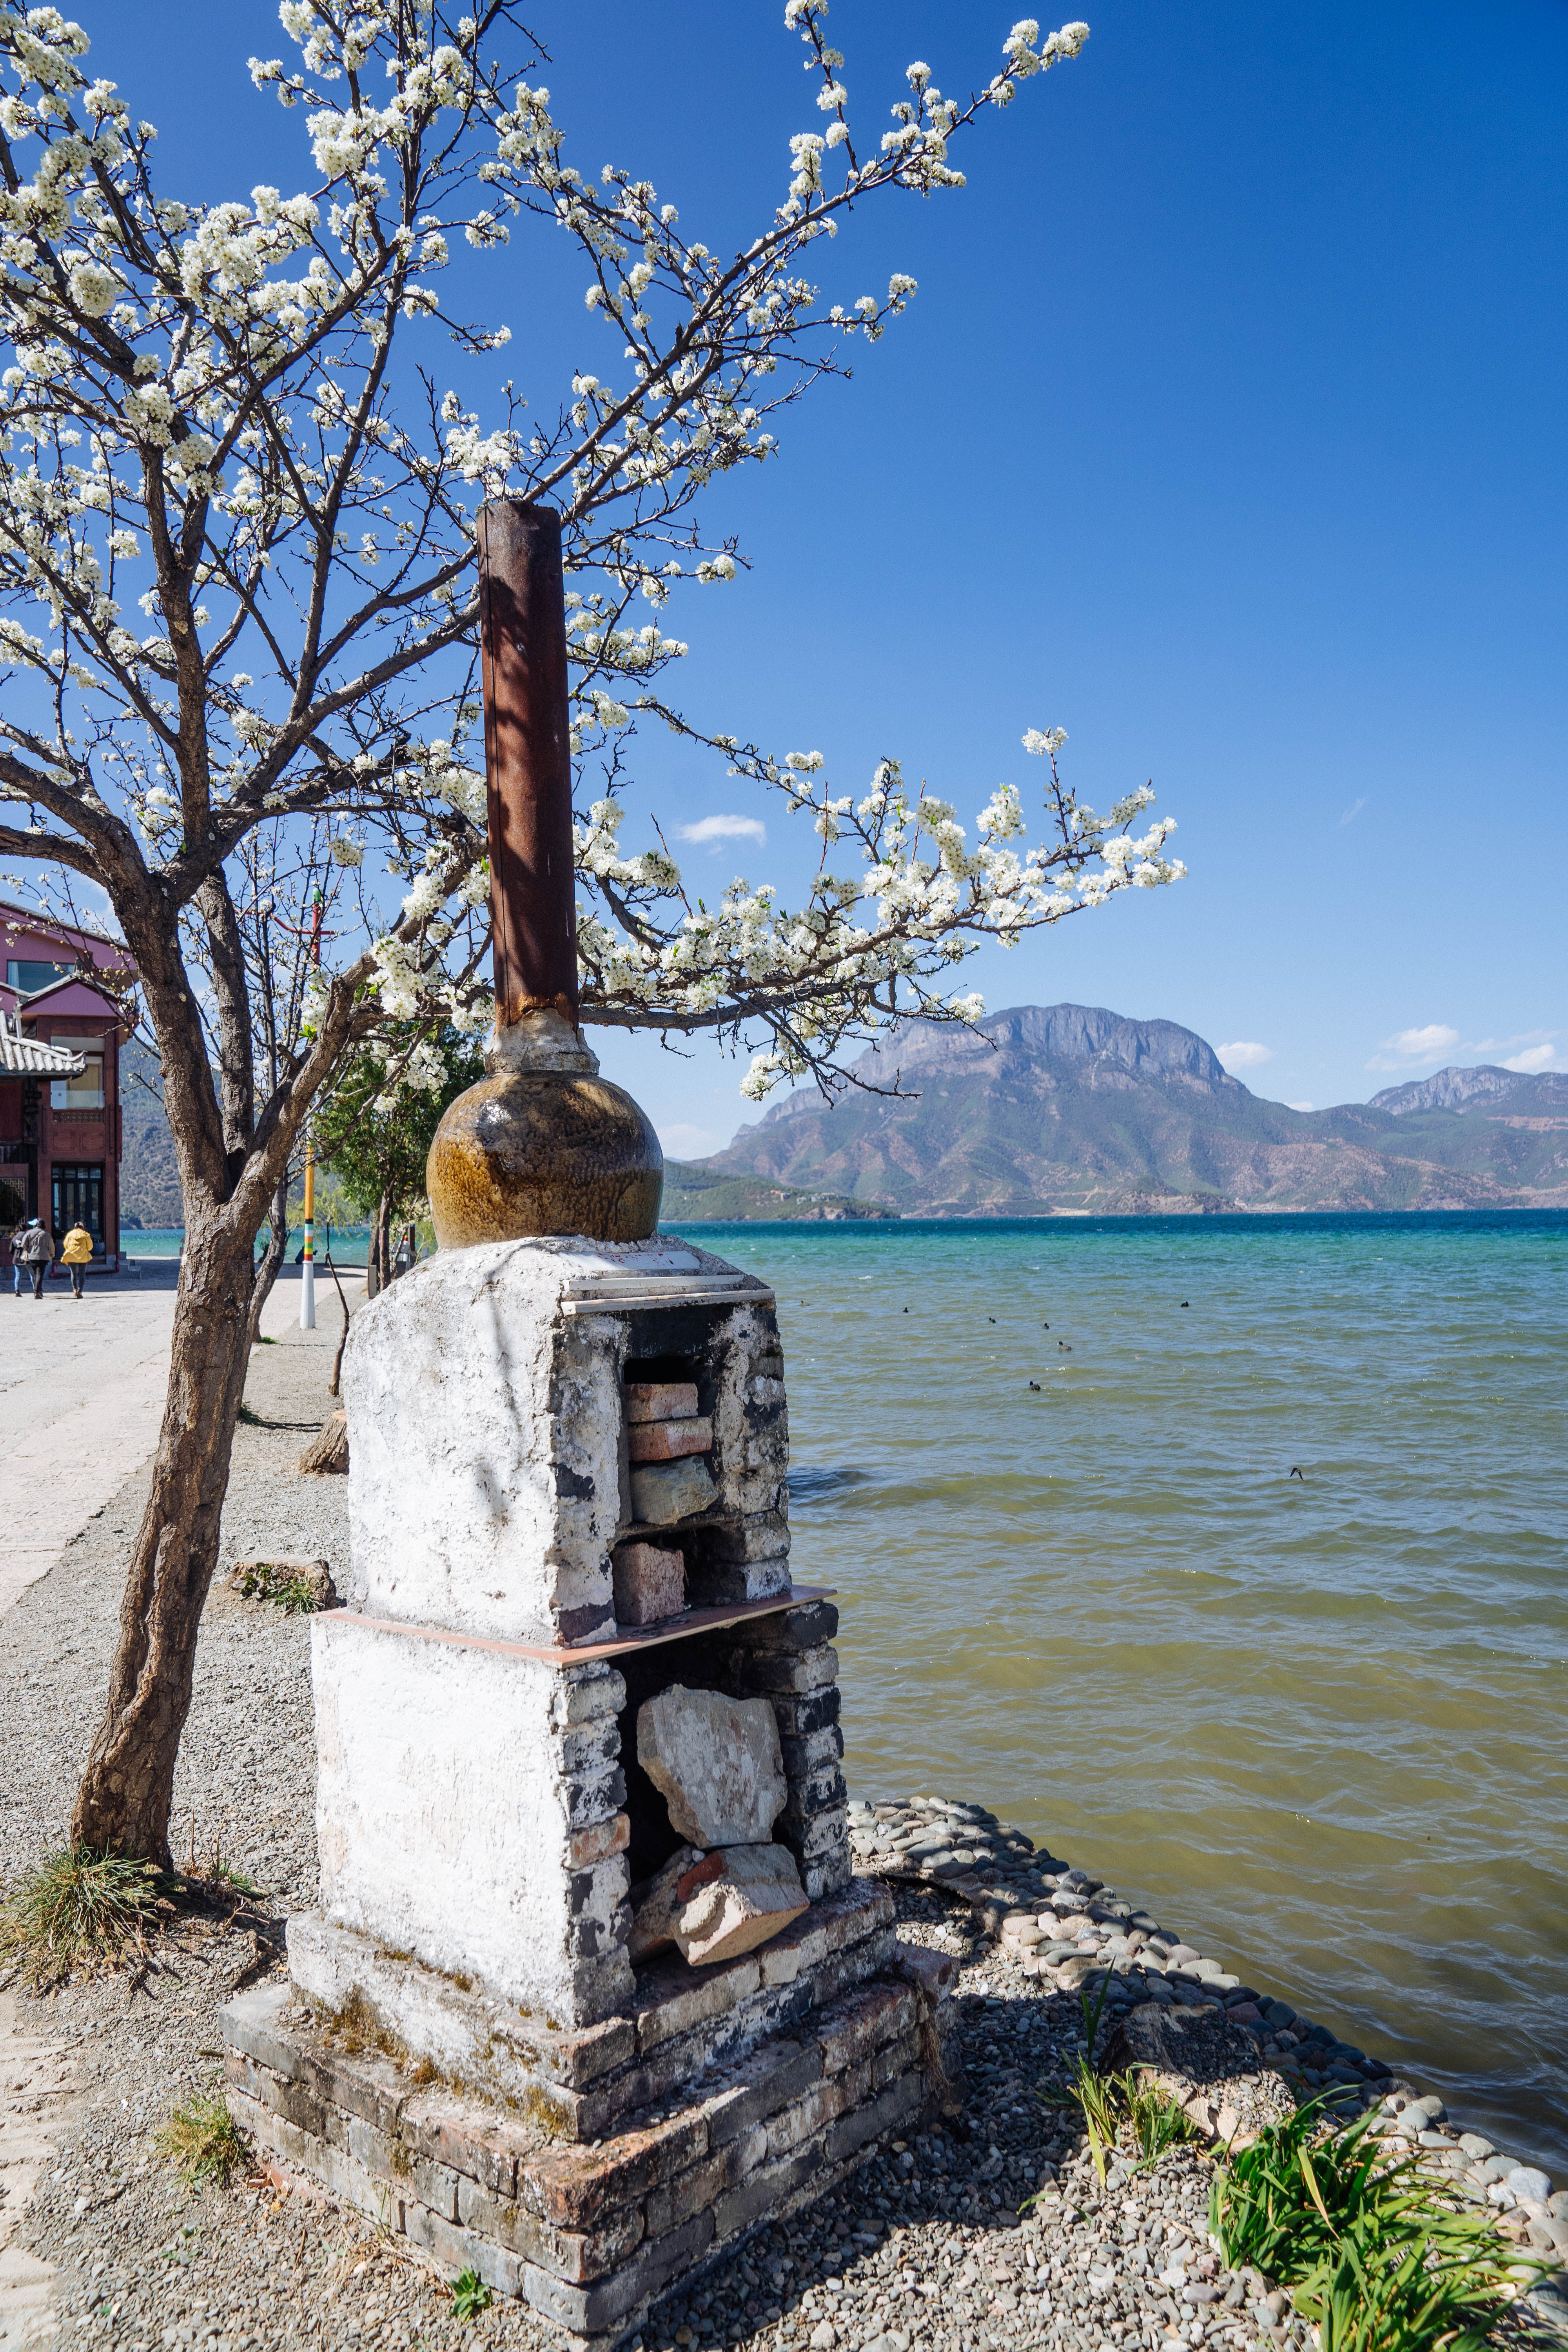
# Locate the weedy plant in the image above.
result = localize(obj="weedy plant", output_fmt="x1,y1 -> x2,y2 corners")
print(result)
1027,1971 -> 1199,2192
156,2094 -> 249,2189
234,1561 -> 328,1614
1212,2104 -> 1530,2352
450,2267 -> 494,2322
1124,2071 -> 1202,2166
0,1847 -> 165,1989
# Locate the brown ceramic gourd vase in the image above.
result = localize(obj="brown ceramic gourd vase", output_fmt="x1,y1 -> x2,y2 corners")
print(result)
426,1013 -> 662,1248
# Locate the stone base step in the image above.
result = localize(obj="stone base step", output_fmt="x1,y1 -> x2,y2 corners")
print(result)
222,1954 -> 958,2344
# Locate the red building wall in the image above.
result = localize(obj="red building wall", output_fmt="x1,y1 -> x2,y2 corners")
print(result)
2,900 -> 132,1269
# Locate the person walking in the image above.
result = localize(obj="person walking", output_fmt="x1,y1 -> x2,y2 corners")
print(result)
18,1217 -> 54,1300
60,1217 -> 93,1299
8,1218 -> 27,1298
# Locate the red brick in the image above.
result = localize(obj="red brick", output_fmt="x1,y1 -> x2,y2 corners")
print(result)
627,1417 -> 712,1464
626,1381 -> 698,1424
568,1811 -> 631,1869
611,1543 -> 685,1626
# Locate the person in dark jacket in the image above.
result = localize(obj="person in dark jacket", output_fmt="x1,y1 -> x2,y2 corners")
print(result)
18,1218 -> 54,1299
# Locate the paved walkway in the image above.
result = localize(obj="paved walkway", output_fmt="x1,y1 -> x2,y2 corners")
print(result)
0,1261 -> 342,1623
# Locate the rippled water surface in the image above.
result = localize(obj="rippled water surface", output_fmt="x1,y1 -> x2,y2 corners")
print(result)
667,1212 -> 1568,2168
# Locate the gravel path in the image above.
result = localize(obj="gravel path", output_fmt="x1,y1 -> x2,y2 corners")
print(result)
2,1313 -> 1564,2352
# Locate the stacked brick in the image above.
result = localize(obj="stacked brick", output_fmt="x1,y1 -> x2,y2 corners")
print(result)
709,1599 -> 852,1905
226,1897 -> 957,2339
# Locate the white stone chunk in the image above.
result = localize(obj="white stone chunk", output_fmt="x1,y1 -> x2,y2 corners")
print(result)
636,1684 -> 787,1846
625,1843 -> 717,1962
672,1843 -> 808,1966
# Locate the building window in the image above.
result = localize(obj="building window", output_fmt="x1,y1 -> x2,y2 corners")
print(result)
48,1038 -> 105,1111
6,958 -> 74,995
52,1162 -> 103,1250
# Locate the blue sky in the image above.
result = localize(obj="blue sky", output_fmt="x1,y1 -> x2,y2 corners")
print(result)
86,3 -> 1568,1152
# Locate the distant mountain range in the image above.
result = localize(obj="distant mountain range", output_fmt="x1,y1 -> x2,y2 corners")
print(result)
695,1004 -> 1568,1216
122,1004 -> 1568,1226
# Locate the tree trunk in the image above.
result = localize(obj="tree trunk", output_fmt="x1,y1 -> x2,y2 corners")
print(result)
375,1189 -> 393,1293
70,1213 -> 258,1865
245,1172 -> 291,1351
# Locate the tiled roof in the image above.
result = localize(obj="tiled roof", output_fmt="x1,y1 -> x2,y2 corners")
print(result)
0,1017 -> 86,1076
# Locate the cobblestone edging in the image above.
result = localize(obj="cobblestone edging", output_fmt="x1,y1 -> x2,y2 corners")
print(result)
849,1795 -> 1568,2326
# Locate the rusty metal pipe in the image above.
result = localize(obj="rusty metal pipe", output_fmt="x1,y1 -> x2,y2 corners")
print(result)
478,501 -> 579,1029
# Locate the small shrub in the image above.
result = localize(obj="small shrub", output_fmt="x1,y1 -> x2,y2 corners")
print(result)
157,2094 -> 249,2188
237,1402 -> 262,1425
450,2267 -> 493,2321
0,1847 -> 164,1989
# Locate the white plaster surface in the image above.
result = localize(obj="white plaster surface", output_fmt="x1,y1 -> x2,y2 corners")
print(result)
311,1613 -> 627,2020
340,1234 -> 754,1643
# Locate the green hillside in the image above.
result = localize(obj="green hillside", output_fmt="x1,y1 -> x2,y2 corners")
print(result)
661,1160 -> 896,1223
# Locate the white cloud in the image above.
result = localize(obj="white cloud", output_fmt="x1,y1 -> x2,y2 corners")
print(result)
1217,1040 -> 1274,1071
1502,1043 -> 1557,1074
659,1122 -> 723,1159
1370,1023 -> 1459,1069
1286,1100 -> 1314,1112
677,813 -> 766,849
1339,797 -> 1366,826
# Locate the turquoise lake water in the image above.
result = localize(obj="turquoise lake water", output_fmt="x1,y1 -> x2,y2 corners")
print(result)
662,1211 -> 1568,2172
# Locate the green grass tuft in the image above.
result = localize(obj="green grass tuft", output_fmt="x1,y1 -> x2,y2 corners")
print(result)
237,1402 -> 263,1425
1212,2103 -> 1531,2352
156,2094 -> 249,2188
235,1561 -> 326,1613
450,2267 -> 493,2321
0,1847 -> 165,1989
1124,2072 -> 1201,2165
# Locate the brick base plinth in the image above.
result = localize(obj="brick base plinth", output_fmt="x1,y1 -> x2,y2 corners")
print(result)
222,1936 -> 958,2343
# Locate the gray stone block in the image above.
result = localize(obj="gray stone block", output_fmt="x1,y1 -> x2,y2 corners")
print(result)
630,1456 -> 720,1526
704,2037 -> 824,2149
637,1685 -> 787,1847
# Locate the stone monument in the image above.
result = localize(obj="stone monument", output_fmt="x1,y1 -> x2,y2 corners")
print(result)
220,501 -> 958,2343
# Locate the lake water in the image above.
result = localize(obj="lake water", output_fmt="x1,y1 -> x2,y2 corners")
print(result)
125,1226 -> 371,1264
664,1211 -> 1568,2172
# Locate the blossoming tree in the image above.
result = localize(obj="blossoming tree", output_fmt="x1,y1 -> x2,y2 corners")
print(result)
0,0 -> 1183,1863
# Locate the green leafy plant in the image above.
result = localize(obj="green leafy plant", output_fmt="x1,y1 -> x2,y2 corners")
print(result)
236,1403 -> 262,1426
156,2094 -> 249,2188
209,1864 -> 260,1895
0,1847 -> 165,1989
450,2267 -> 493,2321
1212,2104 -> 1530,2352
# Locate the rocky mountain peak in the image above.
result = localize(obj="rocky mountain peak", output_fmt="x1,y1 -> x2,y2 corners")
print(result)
1367,1063 -> 1568,1117
756,1003 -> 1241,1128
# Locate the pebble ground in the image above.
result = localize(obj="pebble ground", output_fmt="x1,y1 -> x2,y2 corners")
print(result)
2,1319 -> 1563,2352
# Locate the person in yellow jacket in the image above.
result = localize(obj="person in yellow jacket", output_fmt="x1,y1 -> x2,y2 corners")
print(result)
60,1219 -> 93,1299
